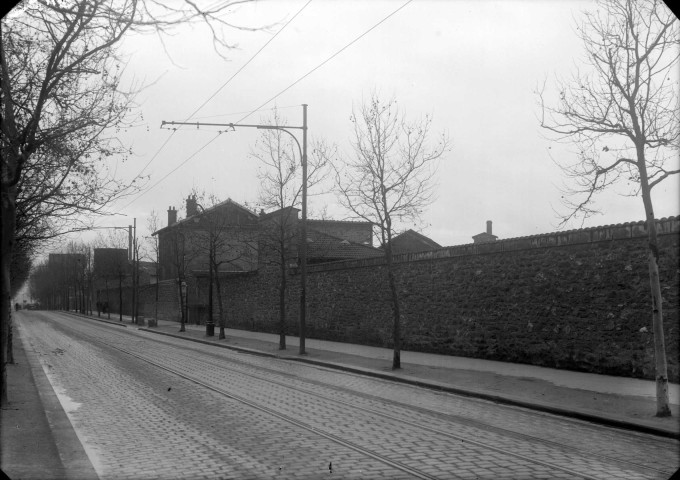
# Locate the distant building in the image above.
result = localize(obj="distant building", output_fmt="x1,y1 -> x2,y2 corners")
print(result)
258,207 -> 380,266
154,196 -> 382,281
307,219 -> 374,246
472,220 -> 498,244
390,229 -> 442,254
93,248 -> 130,280
48,252 -> 86,269
154,196 -> 260,282
305,227 -> 381,264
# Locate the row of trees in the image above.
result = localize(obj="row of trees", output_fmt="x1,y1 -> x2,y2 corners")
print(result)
3,0 -> 676,420
1,0 -> 261,405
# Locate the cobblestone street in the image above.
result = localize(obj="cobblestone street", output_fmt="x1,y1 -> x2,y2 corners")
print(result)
16,311 -> 680,479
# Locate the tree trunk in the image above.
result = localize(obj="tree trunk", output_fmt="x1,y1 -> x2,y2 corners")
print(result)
215,274 -> 226,340
7,311 -> 13,365
279,262 -> 287,350
154,270 -> 159,327
1,181 -> 18,405
106,278 -> 111,319
637,149 -> 671,417
178,279 -> 186,332
118,274 -> 123,321
385,246 -> 401,370
643,204 -> 670,417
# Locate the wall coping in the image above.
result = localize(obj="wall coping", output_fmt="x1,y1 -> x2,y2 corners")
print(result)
300,216 -> 680,273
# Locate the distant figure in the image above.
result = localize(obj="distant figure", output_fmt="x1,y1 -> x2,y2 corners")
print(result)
14,303 -> 19,312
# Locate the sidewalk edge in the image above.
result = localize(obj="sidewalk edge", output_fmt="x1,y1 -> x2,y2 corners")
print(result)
15,321 -> 101,480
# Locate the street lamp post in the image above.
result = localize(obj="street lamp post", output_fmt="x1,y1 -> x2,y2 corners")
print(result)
161,104 -> 309,355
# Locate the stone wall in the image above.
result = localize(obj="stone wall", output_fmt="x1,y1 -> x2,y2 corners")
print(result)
113,217 -> 680,381
230,217 -> 679,381
139,280 -> 181,322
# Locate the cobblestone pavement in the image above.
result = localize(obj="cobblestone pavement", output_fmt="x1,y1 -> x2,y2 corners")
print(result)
18,312 -> 679,480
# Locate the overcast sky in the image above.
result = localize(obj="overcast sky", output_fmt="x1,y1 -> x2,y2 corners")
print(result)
76,0 -> 679,250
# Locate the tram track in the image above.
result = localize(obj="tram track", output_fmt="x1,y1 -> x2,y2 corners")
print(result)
52,313 -> 678,480
148,342 -> 677,479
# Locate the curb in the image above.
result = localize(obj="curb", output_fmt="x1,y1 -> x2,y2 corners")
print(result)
137,327 -> 680,440
59,311 -> 127,328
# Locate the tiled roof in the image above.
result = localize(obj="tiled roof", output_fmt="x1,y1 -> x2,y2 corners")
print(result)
391,229 -> 441,251
306,228 -> 381,261
307,218 -> 374,225
154,198 -> 257,235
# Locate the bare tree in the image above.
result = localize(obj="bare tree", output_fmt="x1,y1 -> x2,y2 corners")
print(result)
252,111 -> 332,350
335,94 -> 448,369
1,0 -> 262,405
537,0 -> 678,417
146,211 -> 161,326
170,225 -> 190,332
190,192 -> 258,340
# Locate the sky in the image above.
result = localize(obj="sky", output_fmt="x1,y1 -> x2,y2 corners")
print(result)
53,0 -> 680,251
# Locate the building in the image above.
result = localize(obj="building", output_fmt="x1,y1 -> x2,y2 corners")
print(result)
154,196 -> 260,282
258,207 -> 380,266
151,196 -> 380,324
390,229 -> 442,254
472,221 -> 498,244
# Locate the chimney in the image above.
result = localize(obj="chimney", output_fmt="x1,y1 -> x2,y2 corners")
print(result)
168,206 -> 177,226
186,195 -> 198,217
486,220 -> 492,235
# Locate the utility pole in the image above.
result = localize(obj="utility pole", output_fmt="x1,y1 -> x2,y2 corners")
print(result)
131,219 -> 137,324
162,104 -> 309,354
208,234 -> 214,335
299,104 -> 308,355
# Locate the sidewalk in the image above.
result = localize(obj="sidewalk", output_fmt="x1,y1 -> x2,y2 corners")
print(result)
1,314 -> 100,480
128,317 -> 680,439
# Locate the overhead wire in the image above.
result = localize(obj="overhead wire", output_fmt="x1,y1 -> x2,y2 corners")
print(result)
115,0 -> 314,214
119,0 -> 414,214
235,0 -> 414,124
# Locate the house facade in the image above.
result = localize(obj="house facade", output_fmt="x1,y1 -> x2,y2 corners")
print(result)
154,196 -> 260,282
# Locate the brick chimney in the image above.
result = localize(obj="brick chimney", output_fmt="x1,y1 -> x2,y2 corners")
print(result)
486,220 -> 492,235
167,206 -> 177,226
186,195 -> 198,217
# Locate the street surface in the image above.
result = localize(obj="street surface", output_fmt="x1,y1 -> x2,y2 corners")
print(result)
16,311 -> 680,479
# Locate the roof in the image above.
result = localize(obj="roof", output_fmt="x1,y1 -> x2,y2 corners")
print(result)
472,231 -> 498,243
258,206 -> 300,221
154,198 -> 258,235
306,228 -> 381,261
391,229 -> 441,252
307,218 -> 375,226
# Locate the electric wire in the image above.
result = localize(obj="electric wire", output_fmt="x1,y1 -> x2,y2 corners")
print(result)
112,1 -> 314,215
119,0 -> 413,215
235,0 -> 414,124
132,0 -> 313,181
